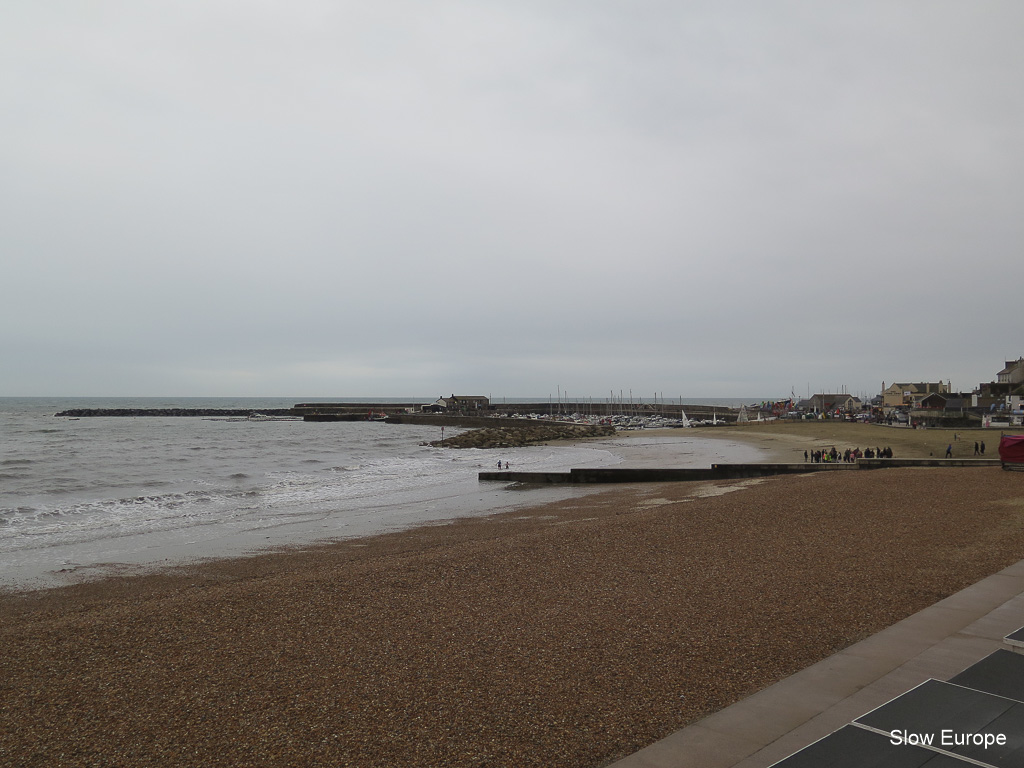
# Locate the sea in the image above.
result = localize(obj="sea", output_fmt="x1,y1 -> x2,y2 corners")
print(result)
0,397 -> 768,590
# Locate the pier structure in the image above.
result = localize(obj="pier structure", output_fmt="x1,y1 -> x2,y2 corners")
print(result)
292,400 -> 738,422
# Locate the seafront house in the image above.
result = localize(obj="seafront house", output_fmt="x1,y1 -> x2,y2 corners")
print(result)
997,358 -> 1024,388
881,381 -> 950,409
805,393 -> 862,415
973,357 -> 1024,416
974,358 -> 1024,401
916,392 -> 967,415
422,395 -> 490,413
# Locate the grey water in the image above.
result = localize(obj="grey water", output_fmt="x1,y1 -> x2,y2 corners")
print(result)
0,397 -> 767,590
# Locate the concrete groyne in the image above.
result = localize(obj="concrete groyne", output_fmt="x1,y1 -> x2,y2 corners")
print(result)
479,458 -> 1003,484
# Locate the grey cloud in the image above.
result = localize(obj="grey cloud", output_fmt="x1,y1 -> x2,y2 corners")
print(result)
2,1 -> 1022,397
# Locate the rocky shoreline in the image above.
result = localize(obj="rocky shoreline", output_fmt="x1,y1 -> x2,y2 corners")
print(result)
430,423 -> 616,448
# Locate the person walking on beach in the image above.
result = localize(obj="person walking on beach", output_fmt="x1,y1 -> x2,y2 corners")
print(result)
975,442 -> 980,456
981,441 -> 986,455
945,444 -> 953,458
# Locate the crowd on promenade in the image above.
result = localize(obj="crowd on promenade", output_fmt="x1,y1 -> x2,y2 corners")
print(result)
805,446 -> 893,463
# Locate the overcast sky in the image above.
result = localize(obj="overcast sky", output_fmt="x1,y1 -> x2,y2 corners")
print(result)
3,1 -> 1022,400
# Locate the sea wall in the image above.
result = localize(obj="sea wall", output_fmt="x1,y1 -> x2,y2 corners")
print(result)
54,408 -> 296,417
293,401 -> 738,421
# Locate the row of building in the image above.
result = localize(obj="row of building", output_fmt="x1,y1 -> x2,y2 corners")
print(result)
421,358 -> 1024,427
802,357 -> 1024,426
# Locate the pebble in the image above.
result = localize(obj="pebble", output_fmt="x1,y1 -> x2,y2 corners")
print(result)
1,468 -> 1022,767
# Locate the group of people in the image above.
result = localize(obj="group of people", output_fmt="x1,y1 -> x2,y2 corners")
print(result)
805,446 -> 893,463
947,440 -> 985,457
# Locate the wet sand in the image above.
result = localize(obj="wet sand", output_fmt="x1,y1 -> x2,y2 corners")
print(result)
582,418 -> 994,466
693,420 -> 1005,462
3,458 -> 1024,767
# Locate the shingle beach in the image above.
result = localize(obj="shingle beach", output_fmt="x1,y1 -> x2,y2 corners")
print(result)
2,430 -> 1023,767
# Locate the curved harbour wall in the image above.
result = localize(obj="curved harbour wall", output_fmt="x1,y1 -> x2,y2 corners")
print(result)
54,408 -> 297,417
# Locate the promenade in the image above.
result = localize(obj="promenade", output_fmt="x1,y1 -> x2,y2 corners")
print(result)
608,556 -> 1024,767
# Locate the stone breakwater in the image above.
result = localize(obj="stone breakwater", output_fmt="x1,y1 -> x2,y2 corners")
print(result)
54,408 -> 296,417
430,423 -> 616,449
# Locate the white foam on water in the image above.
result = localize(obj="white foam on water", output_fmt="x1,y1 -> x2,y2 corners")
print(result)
0,400 -> 769,590
0,417 -> 623,588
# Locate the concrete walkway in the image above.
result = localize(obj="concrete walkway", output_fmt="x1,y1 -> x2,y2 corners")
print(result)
605,557 -> 1024,768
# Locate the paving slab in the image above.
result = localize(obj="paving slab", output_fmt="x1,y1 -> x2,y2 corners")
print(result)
605,558 -> 1024,768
